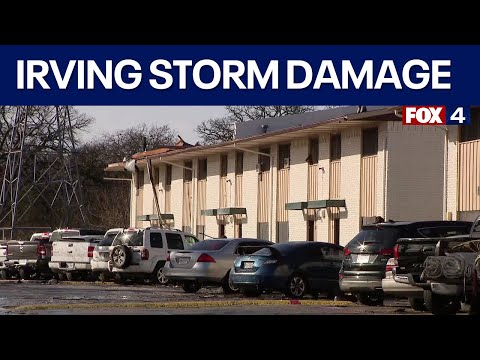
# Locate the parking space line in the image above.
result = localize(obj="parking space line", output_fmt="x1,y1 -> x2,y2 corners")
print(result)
12,299 -> 353,312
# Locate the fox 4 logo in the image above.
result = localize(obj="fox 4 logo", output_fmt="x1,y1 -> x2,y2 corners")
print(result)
402,106 -> 470,125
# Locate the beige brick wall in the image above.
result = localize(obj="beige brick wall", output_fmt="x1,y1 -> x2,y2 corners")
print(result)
386,122 -> 445,221
270,145 -> 278,242
130,172 -> 136,227
340,128 -> 362,246
242,151 -> 259,238
170,162 -> 183,229
317,134 -> 330,242
205,155 -> 220,238
288,139 -> 309,241
446,127 -> 459,220
377,122 -> 388,219
224,151 -> 236,238
157,163 -> 166,212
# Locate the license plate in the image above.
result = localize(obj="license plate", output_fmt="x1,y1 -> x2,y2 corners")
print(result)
243,262 -> 254,269
177,257 -> 189,265
356,255 -> 370,264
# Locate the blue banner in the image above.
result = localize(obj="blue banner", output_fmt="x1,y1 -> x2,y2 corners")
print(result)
1,45 -> 479,105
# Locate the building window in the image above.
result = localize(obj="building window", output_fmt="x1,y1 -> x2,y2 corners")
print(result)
220,154 -> 228,177
330,134 -> 341,161
307,220 -> 315,241
258,147 -> 271,172
460,108 -> 480,142
219,223 -> 226,238
184,161 -> 192,182
278,144 -> 291,170
165,164 -> 172,186
362,128 -> 378,156
307,138 -> 319,165
198,158 -> 207,181
235,152 -> 244,175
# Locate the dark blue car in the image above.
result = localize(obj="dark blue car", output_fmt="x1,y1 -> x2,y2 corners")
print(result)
229,241 -> 344,298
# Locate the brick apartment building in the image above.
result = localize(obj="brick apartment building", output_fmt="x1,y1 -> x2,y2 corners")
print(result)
106,106 -> 480,246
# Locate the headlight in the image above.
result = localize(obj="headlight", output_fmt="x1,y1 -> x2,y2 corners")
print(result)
264,259 -> 277,265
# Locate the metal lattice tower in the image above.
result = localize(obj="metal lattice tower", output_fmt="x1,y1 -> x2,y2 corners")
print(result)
0,106 -> 86,239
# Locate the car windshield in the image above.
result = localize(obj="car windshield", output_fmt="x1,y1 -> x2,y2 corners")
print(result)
190,240 -> 229,251
50,230 -> 80,242
112,231 -> 144,247
346,228 -> 400,249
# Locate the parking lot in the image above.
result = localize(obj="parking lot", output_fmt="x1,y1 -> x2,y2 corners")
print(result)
0,280 -> 431,315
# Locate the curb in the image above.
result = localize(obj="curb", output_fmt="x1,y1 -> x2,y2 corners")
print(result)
12,299 -> 352,312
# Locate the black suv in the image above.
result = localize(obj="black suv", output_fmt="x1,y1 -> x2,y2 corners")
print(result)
339,220 -> 472,306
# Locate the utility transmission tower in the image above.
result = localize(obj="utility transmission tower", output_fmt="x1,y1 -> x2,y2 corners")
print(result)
0,106 -> 86,239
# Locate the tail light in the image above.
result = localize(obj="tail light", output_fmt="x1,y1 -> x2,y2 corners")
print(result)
37,244 -> 46,257
197,253 -> 215,263
394,244 -> 399,259
344,248 -> 351,256
141,249 -> 149,260
339,273 -> 344,280
379,248 -> 394,256
385,258 -> 398,272
88,246 -> 95,258
166,253 -> 170,262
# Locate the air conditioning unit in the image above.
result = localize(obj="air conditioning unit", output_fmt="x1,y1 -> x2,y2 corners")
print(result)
283,157 -> 290,168
256,163 -> 262,173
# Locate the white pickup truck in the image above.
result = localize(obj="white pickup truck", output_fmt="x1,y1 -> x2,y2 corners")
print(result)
49,235 -> 104,281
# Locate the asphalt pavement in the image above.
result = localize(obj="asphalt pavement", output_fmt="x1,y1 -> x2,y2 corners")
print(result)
0,280 -> 425,315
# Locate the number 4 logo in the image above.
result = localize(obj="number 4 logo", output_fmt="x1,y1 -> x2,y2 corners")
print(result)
446,106 -> 471,125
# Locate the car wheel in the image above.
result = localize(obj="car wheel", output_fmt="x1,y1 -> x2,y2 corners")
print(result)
424,290 -> 460,315
0,269 -> 9,280
408,297 -> 427,311
18,268 -> 28,280
222,271 -> 239,294
66,272 -> 77,281
469,298 -> 480,315
286,274 -> 307,299
182,281 -> 201,293
114,273 -> 126,285
242,288 -> 262,298
358,292 -> 384,306
111,245 -> 131,269
151,263 -> 168,285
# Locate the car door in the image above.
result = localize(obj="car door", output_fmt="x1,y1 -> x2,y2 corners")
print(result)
147,230 -> 167,269
304,244 -> 325,290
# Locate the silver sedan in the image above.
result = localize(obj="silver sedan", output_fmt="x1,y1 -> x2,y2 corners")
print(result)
164,238 -> 272,293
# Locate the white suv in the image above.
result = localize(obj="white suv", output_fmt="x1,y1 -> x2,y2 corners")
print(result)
108,227 -> 200,284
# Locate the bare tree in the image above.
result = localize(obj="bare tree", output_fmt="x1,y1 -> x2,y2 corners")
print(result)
195,116 -> 235,145
196,106 -> 316,144
75,123 -> 178,229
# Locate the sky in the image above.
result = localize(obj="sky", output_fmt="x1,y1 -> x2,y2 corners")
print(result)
76,106 -> 227,144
